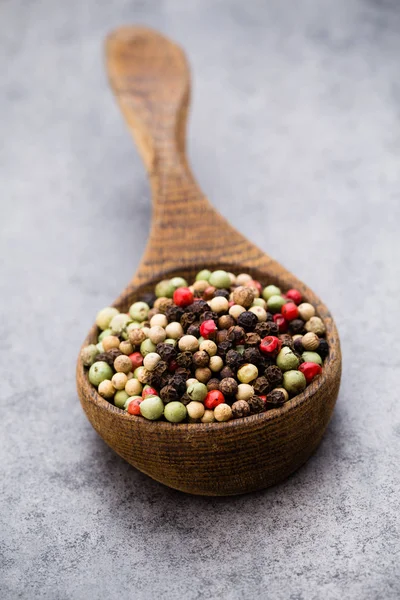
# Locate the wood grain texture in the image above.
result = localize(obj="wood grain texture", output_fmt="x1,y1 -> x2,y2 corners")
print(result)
76,26 -> 342,495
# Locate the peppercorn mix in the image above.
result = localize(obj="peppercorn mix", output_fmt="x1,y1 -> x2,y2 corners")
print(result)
81,270 -> 327,423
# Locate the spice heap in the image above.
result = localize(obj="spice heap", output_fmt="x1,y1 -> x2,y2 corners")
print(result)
81,270 -> 328,423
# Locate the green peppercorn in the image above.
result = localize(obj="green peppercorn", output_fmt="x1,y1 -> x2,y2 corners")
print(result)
110,313 -> 131,335
187,382 -> 208,402
276,347 -> 300,371
170,276 -> 188,289
236,344 -> 245,355
262,285 -> 281,301
282,370 -> 307,396
302,351 -> 323,366
164,401 -> 187,423
96,307 -> 119,331
140,338 -> 157,357
96,342 -> 104,353
208,270 -> 231,289
196,269 -> 212,282
155,280 -> 175,298
129,301 -> 150,322
266,295 -> 286,313
164,338 -> 177,347
140,396 -> 164,420
80,344 -> 99,367
114,390 -> 129,408
88,361 -> 113,387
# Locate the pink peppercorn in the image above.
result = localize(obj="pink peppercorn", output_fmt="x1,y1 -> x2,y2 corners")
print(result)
281,302 -> 299,321
127,398 -> 142,415
142,386 -> 158,398
273,314 -> 288,333
129,352 -> 143,369
200,319 -> 217,339
285,289 -> 302,305
204,390 -> 225,409
173,287 -> 194,307
259,336 -> 282,356
298,362 -> 322,383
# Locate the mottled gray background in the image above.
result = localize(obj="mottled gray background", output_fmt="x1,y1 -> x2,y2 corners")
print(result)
1,0 -> 399,598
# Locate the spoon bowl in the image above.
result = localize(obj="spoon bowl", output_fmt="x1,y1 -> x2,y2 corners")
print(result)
77,27 -> 341,495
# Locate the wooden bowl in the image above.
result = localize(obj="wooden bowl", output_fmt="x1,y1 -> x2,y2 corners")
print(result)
76,27 -> 341,496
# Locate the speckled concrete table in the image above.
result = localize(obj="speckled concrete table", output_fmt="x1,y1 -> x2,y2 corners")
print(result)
1,1 -> 399,598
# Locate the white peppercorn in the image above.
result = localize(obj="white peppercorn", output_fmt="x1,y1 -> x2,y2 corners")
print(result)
112,372 -> 128,390
179,335 -> 199,352
125,379 -> 143,396
114,355 -> 132,374
214,403 -> 233,422
199,340 -> 217,356
150,313 -> 168,328
165,322 -> 184,339
98,379 -> 115,399
209,356 -> 223,372
298,303 -> 315,321
143,352 -> 161,371
236,383 -> 254,401
305,316 -> 326,336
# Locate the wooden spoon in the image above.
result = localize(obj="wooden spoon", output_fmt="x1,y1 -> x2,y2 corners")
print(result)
76,26 -> 341,496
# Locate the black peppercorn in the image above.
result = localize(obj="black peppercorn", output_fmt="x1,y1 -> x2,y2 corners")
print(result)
180,312 -> 197,331
187,300 -> 209,315
266,389 -> 287,408
156,343 -> 177,362
200,310 -> 218,323
293,337 -> 304,354
165,304 -> 184,323
169,374 -> 187,395
317,339 -> 329,359
247,395 -> 265,414
225,349 -> 245,370
265,365 -> 283,387
232,400 -> 250,418
176,351 -> 193,369
207,378 -> 220,391
160,384 -> 180,403
279,334 -> 295,351
244,332 -> 261,347
253,376 -> 270,395
153,360 -> 168,377
192,350 -> 209,367
219,377 -> 238,396
243,347 -> 265,368
187,323 -> 200,337
289,319 -> 305,335
180,392 -> 192,406
214,289 -> 230,299
237,311 -> 258,331
218,315 -> 235,330
217,341 -> 232,358
220,366 -> 235,380
227,325 -> 245,343
95,348 -> 122,366
216,329 -> 229,344
265,312 -> 274,322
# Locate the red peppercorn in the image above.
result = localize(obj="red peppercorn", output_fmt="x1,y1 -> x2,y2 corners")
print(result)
299,362 -> 322,383
245,279 -> 262,294
281,302 -> 299,321
204,390 -> 225,409
259,395 -> 268,405
173,287 -> 194,307
200,319 -> 217,339
259,335 -> 282,356
129,352 -> 143,369
127,398 -> 142,415
273,313 -> 288,332
142,386 -> 158,398
285,289 -> 302,305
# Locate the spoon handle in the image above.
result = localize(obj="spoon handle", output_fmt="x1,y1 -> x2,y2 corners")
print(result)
106,27 -> 267,285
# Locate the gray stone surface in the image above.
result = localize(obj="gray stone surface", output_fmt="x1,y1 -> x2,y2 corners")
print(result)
1,0 -> 399,598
